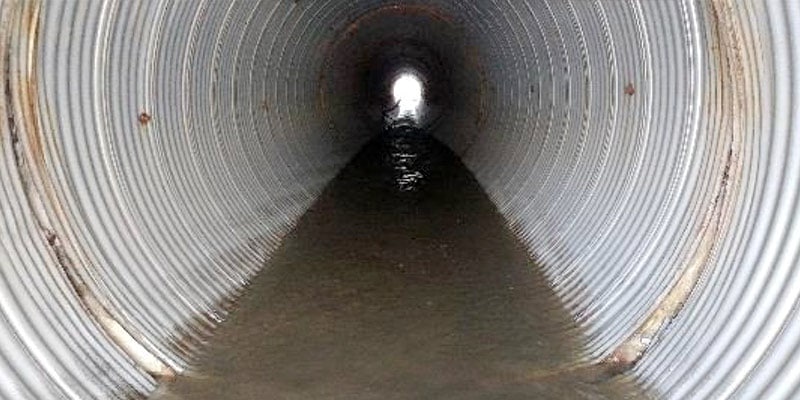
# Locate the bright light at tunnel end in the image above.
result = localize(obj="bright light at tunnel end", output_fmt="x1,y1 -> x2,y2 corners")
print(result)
391,73 -> 424,121
5,0 -> 800,398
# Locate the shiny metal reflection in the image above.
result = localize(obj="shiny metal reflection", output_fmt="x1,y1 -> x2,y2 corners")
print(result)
0,0 -> 799,399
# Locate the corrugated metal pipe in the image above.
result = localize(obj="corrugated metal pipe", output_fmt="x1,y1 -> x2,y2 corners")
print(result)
0,0 -> 798,398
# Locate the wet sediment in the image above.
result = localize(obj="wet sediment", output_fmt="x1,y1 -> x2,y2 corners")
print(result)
155,128 -> 651,399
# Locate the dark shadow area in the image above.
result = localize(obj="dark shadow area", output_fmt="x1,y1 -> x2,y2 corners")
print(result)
155,128 -> 650,399
319,5 -> 484,145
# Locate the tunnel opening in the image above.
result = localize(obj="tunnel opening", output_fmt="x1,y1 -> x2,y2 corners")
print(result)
1,1 -> 797,400
388,71 -> 424,126
152,3 -> 652,396
321,5 -> 476,142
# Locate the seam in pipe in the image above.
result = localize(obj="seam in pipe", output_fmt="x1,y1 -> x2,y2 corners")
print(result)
0,0 -> 798,399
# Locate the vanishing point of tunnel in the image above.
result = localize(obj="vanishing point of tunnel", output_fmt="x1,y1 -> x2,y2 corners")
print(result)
2,1 -> 800,399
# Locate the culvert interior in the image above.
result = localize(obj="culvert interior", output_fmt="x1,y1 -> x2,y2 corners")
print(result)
1,1 -> 800,399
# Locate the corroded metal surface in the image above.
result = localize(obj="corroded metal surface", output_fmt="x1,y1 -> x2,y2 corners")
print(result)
0,0 -> 798,399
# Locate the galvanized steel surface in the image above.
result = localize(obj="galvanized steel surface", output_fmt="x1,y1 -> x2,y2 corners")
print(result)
0,0 -> 798,399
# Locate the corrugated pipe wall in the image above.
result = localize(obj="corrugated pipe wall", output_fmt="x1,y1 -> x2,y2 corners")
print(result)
0,0 -> 798,398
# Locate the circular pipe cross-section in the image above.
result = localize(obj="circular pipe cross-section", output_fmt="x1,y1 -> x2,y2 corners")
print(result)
0,0 -> 799,399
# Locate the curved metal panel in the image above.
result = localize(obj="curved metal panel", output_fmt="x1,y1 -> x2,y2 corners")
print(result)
0,0 -> 797,398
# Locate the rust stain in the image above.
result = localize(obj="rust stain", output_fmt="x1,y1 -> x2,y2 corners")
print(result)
594,0 -> 748,376
138,111 -> 152,125
503,0 -> 751,384
4,0 -> 174,380
15,0 -> 45,172
624,82 -> 635,96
